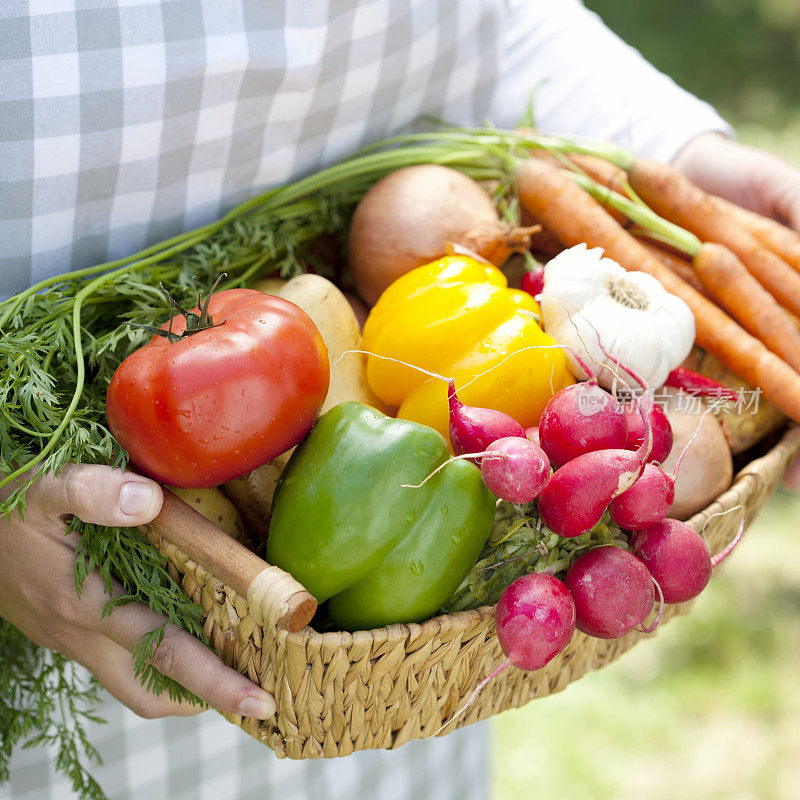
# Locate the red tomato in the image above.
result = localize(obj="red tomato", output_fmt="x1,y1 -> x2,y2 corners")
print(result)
106,288 -> 329,488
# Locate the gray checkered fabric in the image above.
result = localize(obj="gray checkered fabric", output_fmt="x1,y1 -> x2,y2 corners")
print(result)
0,0 -> 730,301
0,1 -> 731,798
0,684 -> 490,800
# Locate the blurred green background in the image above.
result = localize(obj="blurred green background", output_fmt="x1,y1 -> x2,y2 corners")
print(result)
493,3 -> 800,798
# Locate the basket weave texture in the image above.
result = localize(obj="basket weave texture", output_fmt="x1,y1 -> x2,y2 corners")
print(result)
142,425 -> 800,759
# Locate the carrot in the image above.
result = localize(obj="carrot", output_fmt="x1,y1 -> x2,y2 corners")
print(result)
714,196 -> 800,275
628,159 -> 800,318
640,240 -> 708,296
541,152 -> 630,227
568,154 -> 628,195
693,242 -> 800,373
563,157 -> 800,337
563,156 -> 710,298
515,156 -> 800,425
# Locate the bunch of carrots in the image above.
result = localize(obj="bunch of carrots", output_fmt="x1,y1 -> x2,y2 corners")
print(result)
515,148 -> 800,427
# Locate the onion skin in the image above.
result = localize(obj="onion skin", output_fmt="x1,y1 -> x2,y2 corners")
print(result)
659,409 -> 733,520
348,164 -> 532,305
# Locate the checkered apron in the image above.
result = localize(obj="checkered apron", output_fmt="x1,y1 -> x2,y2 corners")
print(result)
0,1 -> 729,797
1,686 -> 489,800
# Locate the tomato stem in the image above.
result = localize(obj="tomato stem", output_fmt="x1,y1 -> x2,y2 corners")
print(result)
128,273 -> 229,342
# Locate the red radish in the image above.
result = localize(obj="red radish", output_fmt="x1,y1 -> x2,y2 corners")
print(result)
591,336 -> 673,465
610,403 -> 719,530
495,573 -> 576,670
537,444 -> 648,537
480,437 -> 550,503
665,366 -> 738,400
428,570 -> 575,737
404,436 -> 550,504
538,382 -> 628,466
564,547 -> 655,639
525,426 -> 540,445
623,399 -> 673,464
520,266 -> 545,298
631,518 -> 713,603
609,463 -> 675,530
448,379 -> 526,460
537,354 -> 653,537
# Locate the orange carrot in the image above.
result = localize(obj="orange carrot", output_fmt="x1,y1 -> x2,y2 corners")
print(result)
714,196 -> 800,275
568,154 -> 629,196
628,159 -> 800,318
693,242 -> 800,373
537,152 -> 630,227
640,240 -> 708,296
515,156 -> 800,424
562,156 -> 710,297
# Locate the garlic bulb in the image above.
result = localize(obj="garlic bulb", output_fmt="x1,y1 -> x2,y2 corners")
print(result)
538,244 -> 695,389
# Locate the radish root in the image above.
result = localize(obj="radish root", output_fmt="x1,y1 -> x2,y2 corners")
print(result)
422,657 -> 513,740
710,516 -> 746,568
636,577 -> 664,634
400,451 -> 497,489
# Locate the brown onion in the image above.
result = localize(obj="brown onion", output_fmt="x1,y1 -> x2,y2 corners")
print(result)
348,164 -> 535,305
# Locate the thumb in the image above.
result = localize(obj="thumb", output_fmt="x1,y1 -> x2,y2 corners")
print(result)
27,464 -> 163,527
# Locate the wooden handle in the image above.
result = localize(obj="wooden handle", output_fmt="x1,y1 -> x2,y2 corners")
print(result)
147,489 -> 316,632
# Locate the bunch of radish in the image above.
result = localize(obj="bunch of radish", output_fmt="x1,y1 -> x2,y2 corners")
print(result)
355,346 -> 742,677
441,348 -> 743,675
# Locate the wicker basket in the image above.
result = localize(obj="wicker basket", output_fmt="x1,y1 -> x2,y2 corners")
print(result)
142,424 -> 800,759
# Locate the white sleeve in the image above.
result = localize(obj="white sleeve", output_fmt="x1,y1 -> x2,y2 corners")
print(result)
488,0 -> 734,163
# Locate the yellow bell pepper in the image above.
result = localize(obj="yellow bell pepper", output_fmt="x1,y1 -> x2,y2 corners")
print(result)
361,256 -> 573,442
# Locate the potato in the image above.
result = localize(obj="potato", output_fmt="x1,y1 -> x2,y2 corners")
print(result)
166,485 -> 252,547
252,273 -> 384,414
218,463 -> 280,544
658,406 -> 733,520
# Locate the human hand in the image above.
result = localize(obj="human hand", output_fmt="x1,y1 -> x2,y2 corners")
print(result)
672,131 -> 800,488
0,464 -> 276,719
671,130 -> 800,229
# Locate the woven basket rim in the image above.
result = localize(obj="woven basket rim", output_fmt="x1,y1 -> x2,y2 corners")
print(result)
283,422 -> 800,646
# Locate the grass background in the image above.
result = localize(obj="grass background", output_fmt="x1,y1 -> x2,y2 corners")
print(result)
493,3 -> 800,797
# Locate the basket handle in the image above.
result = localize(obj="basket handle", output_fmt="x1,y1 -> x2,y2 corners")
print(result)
146,489 -> 316,632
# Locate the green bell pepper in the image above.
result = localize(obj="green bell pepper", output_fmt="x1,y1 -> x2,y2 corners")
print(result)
267,401 -> 496,631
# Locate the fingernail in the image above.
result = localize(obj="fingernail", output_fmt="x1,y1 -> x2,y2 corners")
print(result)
238,691 -> 275,719
119,481 -> 155,516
